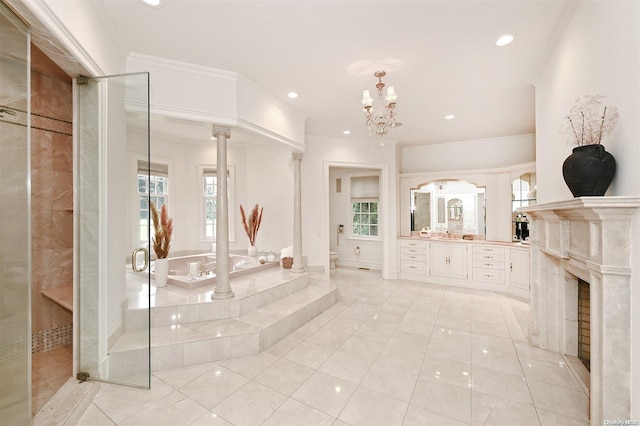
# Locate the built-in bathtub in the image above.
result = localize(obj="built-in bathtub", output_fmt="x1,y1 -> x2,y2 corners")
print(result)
152,253 -> 278,289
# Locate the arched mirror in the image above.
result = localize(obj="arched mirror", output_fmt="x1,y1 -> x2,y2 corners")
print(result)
411,180 -> 485,235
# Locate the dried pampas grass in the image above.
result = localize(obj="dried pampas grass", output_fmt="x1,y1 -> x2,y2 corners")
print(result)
150,201 -> 173,259
240,204 -> 263,246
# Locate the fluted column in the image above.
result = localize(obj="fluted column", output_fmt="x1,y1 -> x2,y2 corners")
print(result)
212,126 -> 234,299
291,153 -> 305,273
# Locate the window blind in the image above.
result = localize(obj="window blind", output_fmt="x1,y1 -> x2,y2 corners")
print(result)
350,175 -> 379,199
137,160 -> 168,177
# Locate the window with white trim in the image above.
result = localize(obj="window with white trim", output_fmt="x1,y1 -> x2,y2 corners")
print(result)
201,166 -> 234,241
350,175 -> 380,238
137,161 -> 168,242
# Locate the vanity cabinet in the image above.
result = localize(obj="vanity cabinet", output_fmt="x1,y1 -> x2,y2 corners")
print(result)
397,238 -> 529,299
399,240 -> 427,274
509,248 -> 530,291
471,245 -> 506,285
430,242 -> 467,280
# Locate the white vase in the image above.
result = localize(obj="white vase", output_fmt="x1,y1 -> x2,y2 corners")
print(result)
154,258 -> 169,287
248,245 -> 258,257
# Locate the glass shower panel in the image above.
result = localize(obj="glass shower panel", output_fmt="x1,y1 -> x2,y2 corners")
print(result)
76,73 -> 151,388
0,1 -> 31,423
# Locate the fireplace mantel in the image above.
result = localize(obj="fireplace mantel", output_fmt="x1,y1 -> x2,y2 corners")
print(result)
521,196 -> 640,425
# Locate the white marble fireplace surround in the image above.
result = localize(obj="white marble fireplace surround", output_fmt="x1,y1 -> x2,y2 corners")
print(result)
522,196 -> 640,425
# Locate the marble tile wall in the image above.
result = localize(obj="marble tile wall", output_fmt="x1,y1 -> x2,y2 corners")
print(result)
30,44 -> 73,339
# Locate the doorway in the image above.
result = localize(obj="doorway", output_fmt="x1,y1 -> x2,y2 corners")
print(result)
326,162 -> 390,277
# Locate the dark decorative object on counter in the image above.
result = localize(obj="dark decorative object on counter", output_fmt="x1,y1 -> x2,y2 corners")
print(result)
560,95 -> 618,197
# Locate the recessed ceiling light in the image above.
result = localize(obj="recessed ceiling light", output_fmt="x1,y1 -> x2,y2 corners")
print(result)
343,130 -> 351,135
496,34 -> 514,47
445,114 -> 455,120
142,0 -> 162,6
287,92 -> 299,99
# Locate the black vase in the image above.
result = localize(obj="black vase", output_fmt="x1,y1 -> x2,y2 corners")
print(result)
562,144 -> 616,197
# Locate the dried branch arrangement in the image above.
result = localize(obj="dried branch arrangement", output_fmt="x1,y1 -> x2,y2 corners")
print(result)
150,201 -> 173,259
560,95 -> 619,147
240,204 -> 263,247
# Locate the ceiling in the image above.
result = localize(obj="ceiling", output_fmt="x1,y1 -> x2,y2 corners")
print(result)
97,0 -> 569,147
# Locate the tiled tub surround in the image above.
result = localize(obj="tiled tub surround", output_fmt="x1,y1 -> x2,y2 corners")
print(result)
522,197 -> 640,424
153,253 -> 279,289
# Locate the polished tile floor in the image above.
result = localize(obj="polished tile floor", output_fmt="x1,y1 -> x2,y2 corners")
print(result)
72,268 -> 589,425
32,343 -> 73,416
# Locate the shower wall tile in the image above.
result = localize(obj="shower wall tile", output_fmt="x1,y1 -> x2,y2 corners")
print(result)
51,210 -> 73,249
30,130 -> 53,170
31,210 -> 52,251
52,133 -> 72,172
30,43 -> 73,335
51,248 -> 73,288
51,171 -> 73,211
31,293 -> 53,333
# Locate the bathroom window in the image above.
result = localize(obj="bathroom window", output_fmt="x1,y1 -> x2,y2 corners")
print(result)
350,175 -> 380,239
138,161 -> 169,242
351,201 -> 379,237
200,166 -> 235,241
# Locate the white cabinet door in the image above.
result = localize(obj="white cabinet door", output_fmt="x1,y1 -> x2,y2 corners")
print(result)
430,242 -> 449,277
448,244 -> 468,280
510,248 -> 530,291
430,242 -> 467,279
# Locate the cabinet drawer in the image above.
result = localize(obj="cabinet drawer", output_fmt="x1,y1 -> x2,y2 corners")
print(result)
472,268 -> 505,284
473,245 -> 504,256
472,247 -> 505,262
400,240 -> 426,250
401,247 -> 426,256
401,261 -> 426,274
472,260 -> 504,271
401,253 -> 426,262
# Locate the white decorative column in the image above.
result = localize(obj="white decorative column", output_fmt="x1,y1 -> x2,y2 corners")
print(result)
212,126 -> 234,299
291,153 -> 305,273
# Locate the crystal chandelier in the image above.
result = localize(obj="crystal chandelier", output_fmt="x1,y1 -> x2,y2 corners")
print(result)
361,70 -> 398,137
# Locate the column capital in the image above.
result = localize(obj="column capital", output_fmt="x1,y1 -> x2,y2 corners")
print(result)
212,125 -> 231,139
292,152 -> 303,162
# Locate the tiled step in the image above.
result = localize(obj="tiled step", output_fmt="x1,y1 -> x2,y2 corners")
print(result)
107,278 -> 336,377
125,270 -> 311,329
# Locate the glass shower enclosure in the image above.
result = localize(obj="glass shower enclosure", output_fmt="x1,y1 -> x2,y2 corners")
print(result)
0,1 -> 31,423
76,72 -> 151,389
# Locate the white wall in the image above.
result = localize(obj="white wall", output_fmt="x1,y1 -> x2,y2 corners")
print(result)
127,53 -> 306,152
127,129 -> 255,254
126,129 -> 294,258
302,136 -> 398,275
402,134 -> 535,174
22,0 -> 127,75
245,145 -> 294,254
534,0 -> 640,415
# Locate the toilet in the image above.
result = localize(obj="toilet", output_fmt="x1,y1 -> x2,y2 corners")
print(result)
329,251 -> 338,269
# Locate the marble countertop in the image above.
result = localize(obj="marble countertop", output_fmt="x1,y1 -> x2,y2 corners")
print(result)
399,236 -> 529,248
